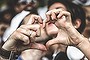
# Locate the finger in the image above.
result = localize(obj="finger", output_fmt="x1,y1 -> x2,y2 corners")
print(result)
53,9 -> 63,17
20,24 -> 40,31
57,16 -> 66,27
17,25 -> 41,38
46,11 -> 52,22
30,31 -> 36,39
27,15 -> 35,24
49,9 -> 63,19
33,16 -> 43,24
31,43 -> 47,51
17,27 -> 31,36
51,12 -> 57,20
15,31 -> 30,45
19,24 -> 41,38
57,11 -> 71,22
46,38 -> 60,49
17,43 -> 47,51
27,15 -> 43,24
36,16 -> 43,24
42,18 -> 46,28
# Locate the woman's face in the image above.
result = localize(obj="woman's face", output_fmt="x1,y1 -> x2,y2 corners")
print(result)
46,2 -> 67,36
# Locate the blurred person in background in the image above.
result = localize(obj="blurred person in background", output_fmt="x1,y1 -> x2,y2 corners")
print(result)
83,6 -> 90,40
0,8 -> 15,25
0,19 -> 9,48
72,0 -> 90,6
0,21 -> 9,60
7,0 -> 39,14
0,7 -> 14,48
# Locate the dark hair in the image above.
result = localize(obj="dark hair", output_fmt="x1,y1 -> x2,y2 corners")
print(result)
47,0 -> 86,33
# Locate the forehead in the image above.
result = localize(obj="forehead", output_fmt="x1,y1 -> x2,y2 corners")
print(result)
49,2 -> 67,10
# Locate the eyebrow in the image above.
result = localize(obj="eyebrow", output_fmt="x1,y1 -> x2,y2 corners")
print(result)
55,7 -> 66,10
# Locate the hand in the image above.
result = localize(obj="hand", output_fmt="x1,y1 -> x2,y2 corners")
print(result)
45,9 -> 85,48
2,14 -> 47,52
46,29 -> 68,52
45,9 -> 72,28
44,9 -> 70,53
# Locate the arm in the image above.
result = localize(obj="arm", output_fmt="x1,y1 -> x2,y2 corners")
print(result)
1,14 -> 47,60
2,14 -> 46,52
66,25 -> 90,59
45,9 -> 90,60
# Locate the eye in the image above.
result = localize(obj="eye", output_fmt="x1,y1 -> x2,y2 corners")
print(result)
86,16 -> 90,21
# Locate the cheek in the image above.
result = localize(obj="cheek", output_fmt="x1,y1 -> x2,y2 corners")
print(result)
46,24 -> 58,36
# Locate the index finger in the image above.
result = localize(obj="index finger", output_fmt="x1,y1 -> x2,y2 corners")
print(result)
27,15 -> 43,25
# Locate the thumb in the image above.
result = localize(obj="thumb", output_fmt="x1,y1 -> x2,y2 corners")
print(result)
31,43 -> 47,51
14,43 -> 47,52
46,38 -> 60,50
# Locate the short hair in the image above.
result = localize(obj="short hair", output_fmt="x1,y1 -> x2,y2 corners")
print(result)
47,0 -> 86,33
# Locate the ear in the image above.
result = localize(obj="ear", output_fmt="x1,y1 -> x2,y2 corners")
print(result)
73,19 -> 81,29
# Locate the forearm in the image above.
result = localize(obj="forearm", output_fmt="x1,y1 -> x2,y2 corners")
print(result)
0,47 -> 11,59
65,25 -> 90,59
65,25 -> 84,45
2,38 -> 16,51
77,37 -> 90,60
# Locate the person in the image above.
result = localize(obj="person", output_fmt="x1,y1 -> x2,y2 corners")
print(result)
83,5 -> 90,39
1,0 -> 90,60
0,19 -> 9,48
72,0 -> 90,6
45,0 -> 87,60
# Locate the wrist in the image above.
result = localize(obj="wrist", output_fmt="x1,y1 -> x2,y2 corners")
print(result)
2,38 -> 16,51
64,25 -> 85,45
0,48 -> 11,59
0,48 -> 21,59
77,37 -> 90,50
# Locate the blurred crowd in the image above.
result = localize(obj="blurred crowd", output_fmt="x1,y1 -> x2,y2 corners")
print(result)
0,0 -> 90,60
